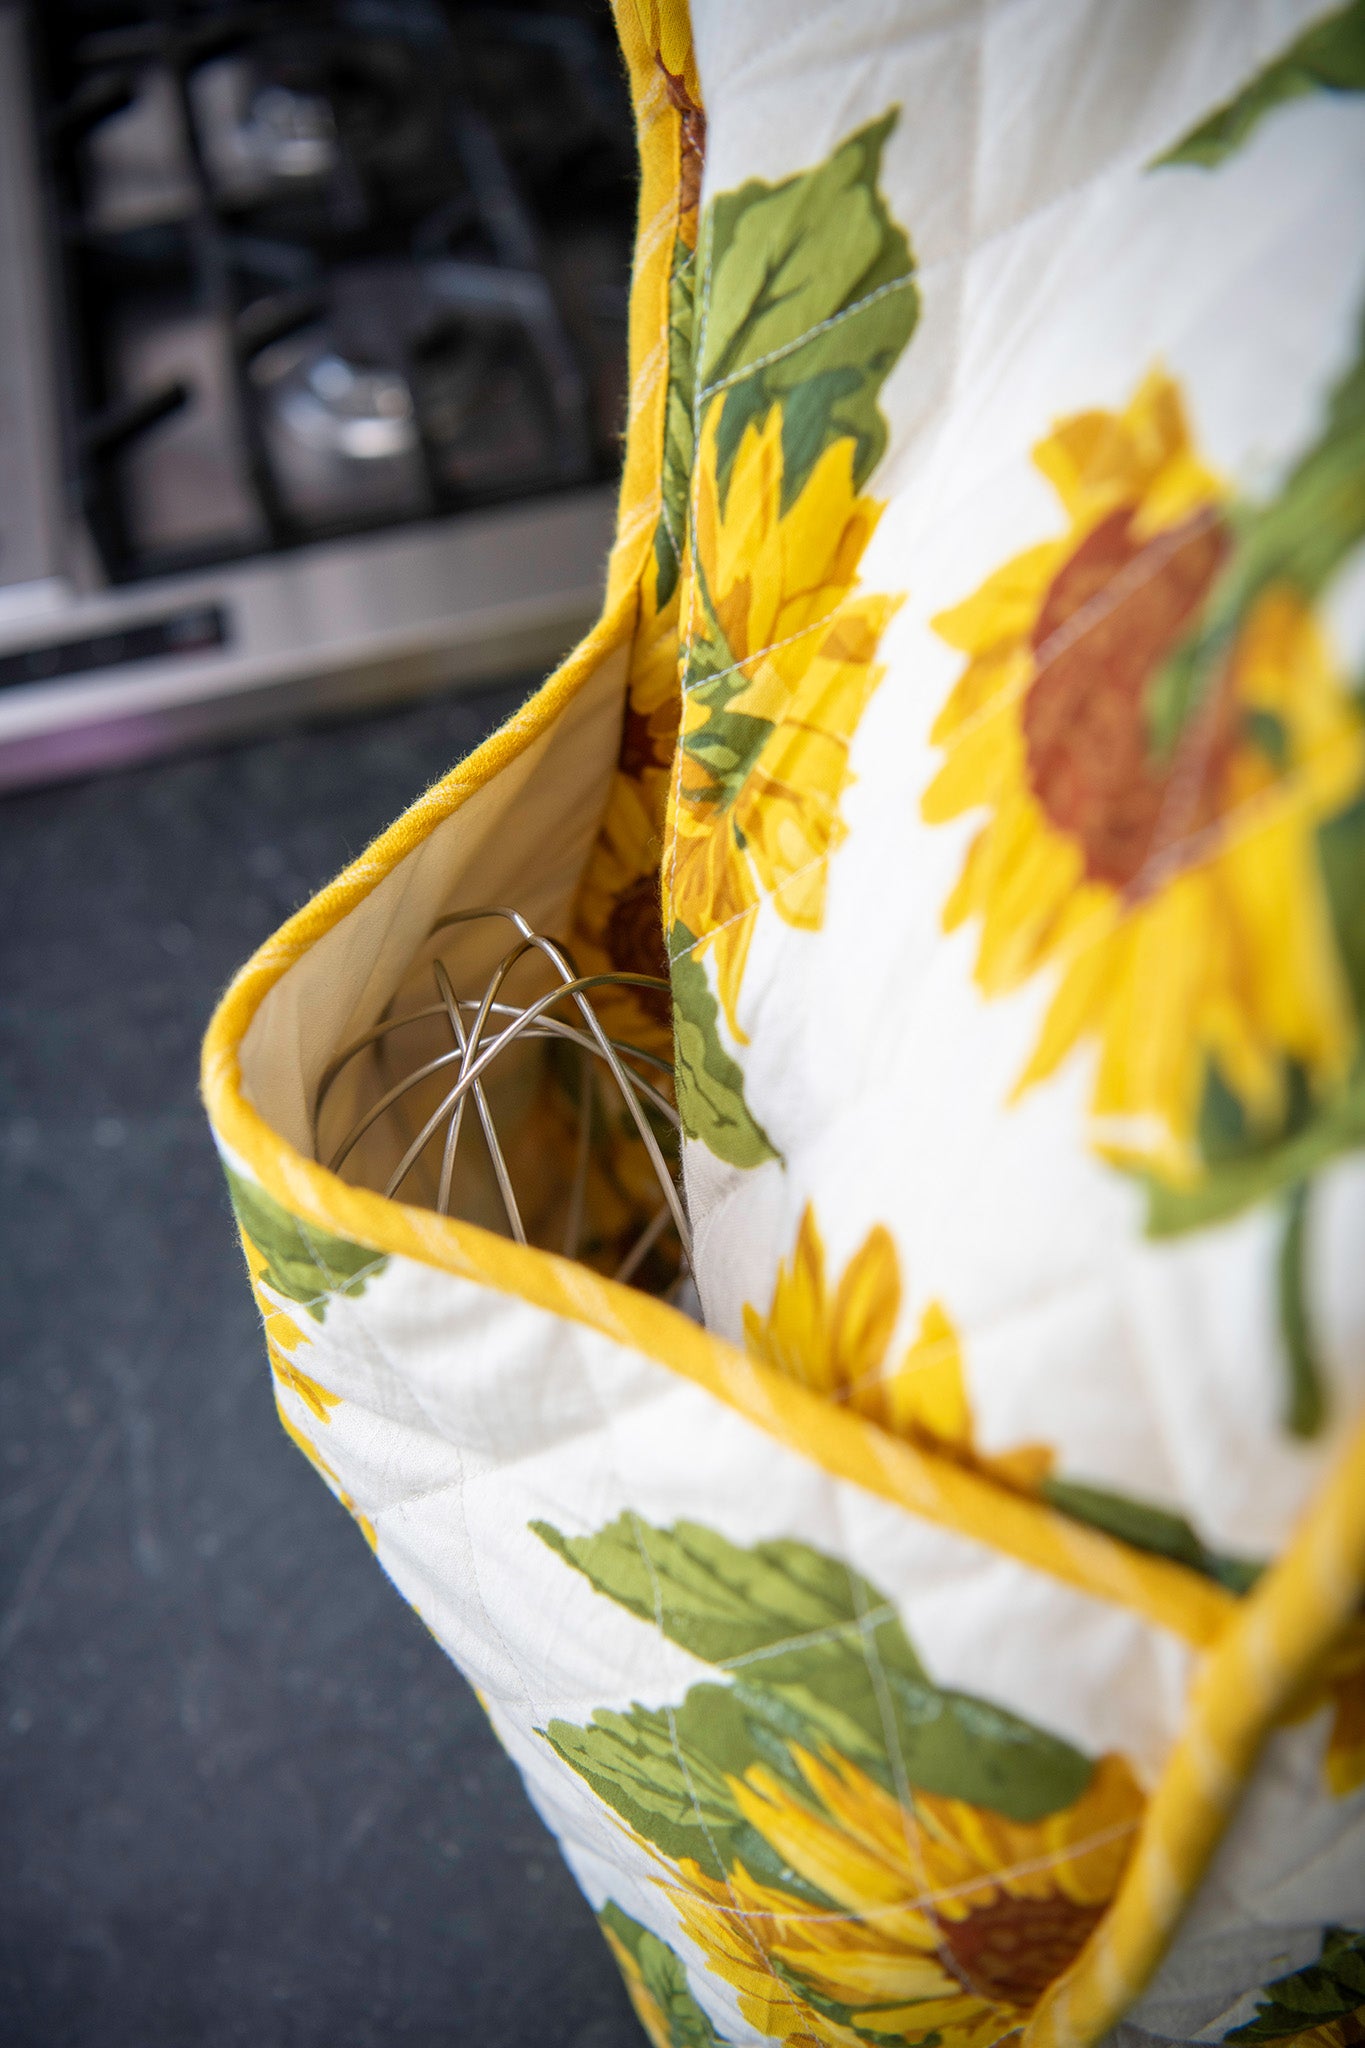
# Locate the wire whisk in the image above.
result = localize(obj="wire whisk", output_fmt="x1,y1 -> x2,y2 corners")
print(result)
315,907 -> 690,1292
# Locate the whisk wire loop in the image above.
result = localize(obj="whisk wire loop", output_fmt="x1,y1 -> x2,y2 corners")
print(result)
317,910 -> 692,1286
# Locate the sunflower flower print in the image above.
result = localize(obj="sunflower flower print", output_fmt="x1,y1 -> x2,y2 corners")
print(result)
225,1164 -> 382,1549
743,1200 -> 1051,1489
743,1204 -> 1365,1801
599,1901 -> 730,2048
671,1746 -> 1141,2048
671,409 -> 900,1041
664,112 -> 921,1165
922,363 -> 1365,1435
570,27 -> 704,1061
922,369 -> 1363,1185
535,1514 -> 1144,2048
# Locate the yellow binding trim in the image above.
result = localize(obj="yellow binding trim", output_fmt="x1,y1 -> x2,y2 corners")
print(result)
202,13 -> 1365,2044
1022,1405 -> 1365,2048
203,0 -> 1236,1675
209,1039 -> 1238,1658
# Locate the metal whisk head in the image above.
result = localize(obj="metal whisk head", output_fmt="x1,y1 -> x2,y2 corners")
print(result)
315,908 -> 690,1294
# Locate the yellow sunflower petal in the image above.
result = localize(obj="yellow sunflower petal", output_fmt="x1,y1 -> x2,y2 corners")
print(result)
968,787 -> 1087,995
921,649 -> 1032,812
930,543 -> 1063,657
771,1943 -> 959,2006
830,1224 -> 902,1400
730,1763 -> 918,1916
854,2001 -> 1009,2048
744,1203 -> 837,1393
885,1301 -> 971,1446
601,1928 -> 673,2048
924,367 -> 1365,1177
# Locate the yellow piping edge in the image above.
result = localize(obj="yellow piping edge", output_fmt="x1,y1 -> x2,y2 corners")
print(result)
1022,1403 -> 1365,2047
606,0 -> 686,616
201,0 -> 1238,1671
197,16 -> 1365,2039
207,1062 -> 1236,1655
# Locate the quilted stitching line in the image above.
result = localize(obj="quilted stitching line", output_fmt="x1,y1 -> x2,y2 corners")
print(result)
655,467 -> 683,567
696,271 -> 918,402
664,188 -> 716,942
622,1506 -> 799,2018
716,1603 -> 897,1671
834,1490 -> 976,2005
680,596 -> 851,701
273,1222 -> 389,1322
665,855 -> 799,965
940,0 -> 987,424
933,506 -> 1224,759
301,1269 -> 556,1742
644,1813 -> 1142,1928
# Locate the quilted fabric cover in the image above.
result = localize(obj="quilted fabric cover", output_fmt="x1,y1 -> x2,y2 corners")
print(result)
203,4 -> 1365,2043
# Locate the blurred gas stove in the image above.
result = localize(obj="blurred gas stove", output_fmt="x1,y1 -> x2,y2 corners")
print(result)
0,0 -> 631,787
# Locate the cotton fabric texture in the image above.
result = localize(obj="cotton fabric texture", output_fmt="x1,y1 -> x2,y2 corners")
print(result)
202,4 -> 1365,2043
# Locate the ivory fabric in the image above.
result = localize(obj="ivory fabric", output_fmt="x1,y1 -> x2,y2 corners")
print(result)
203,4 -> 1365,2043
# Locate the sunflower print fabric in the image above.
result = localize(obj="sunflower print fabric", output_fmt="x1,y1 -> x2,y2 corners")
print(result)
570,12 -> 704,1064
202,6 -> 1365,2048
920,362 -> 1365,1435
742,1201 -> 1052,1491
536,1515 -> 1144,2048
1224,1927 -> 1365,2048
226,1165 -> 383,1550
743,1202 -> 1365,1804
920,369 -> 1365,1193
661,113 -> 919,1165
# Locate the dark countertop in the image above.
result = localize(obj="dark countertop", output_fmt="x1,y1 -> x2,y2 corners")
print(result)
0,687 -> 644,2048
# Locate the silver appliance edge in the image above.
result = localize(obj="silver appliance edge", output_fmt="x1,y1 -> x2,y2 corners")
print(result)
0,4 -> 618,790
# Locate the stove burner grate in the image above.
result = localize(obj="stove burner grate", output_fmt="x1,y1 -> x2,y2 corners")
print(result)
30,0 -> 634,581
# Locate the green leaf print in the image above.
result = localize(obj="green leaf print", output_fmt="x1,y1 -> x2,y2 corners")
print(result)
598,1903 -> 729,2047
1150,18 -> 1365,760
536,1515 -> 1096,1858
1040,1477 -> 1263,1595
1322,791 -> 1365,1019
224,1163 -> 386,1322
1148,312 -> 1365,760
1227,1925 -> 1365,2040
1279,1179 -> 1328,1438
1137,1069 -> 1365,1236
881,1674 -> 1095,1823
681,688 -> 771,812
1137,788 -> 1365,1233
697,111 -> 919,512
545,1691 -> 753,1880
1130,317 -> 1365,1425
677,556 -> 773,816
668,934 -> 778,1169
1155,0 -> 1365,170
654,238 -> 697,611
533,1512 -> 895,1667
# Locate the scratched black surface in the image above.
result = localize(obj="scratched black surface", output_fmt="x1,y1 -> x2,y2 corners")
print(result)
0,687 -> 645,2048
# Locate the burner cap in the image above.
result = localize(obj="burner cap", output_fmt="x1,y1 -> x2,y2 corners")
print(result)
274,350 -> 417,461
239,83 -> 338,182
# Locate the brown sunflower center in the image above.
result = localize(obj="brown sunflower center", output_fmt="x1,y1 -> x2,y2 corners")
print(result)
619,701 -> 673,778
939,1889 -> 1105,2007
1022,505 -> 1232,891
605,873 -> 672,1024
